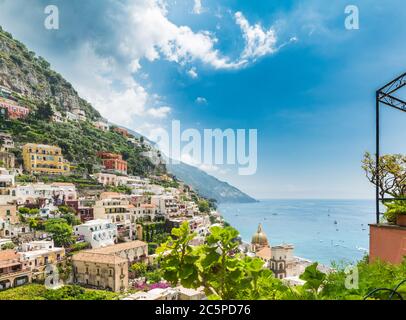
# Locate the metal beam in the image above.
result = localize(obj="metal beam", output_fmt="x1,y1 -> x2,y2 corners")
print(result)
376,92 -> 380,224
378,72 -> 406,96
379,93 -> 406,111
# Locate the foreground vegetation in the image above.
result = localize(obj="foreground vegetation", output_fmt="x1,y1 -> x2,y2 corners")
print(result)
0,284 -> 119,300
157,222 -> 406,300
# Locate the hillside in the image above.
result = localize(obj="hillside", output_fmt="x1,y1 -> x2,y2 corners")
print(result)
166,161 -> 257,203
0,26 -> 256,203
0,26 -> 99,119
0,26 -> 162,177
1,119 -> 163,177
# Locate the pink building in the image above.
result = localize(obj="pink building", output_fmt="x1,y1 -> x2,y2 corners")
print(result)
0,98 -> 29,120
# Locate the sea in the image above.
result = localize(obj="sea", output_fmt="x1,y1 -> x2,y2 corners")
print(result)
218,199 -> 375,266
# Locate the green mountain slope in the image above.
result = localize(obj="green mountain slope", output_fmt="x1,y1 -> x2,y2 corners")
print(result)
166,161 -> 257,203
0,26 -> 99,119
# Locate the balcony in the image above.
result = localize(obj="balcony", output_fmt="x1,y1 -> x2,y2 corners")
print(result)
0,268 -> 31,282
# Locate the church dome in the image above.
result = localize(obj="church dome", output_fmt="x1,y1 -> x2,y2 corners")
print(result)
251,223 -> 269,246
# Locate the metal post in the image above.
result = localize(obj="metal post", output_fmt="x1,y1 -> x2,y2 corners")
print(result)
376,91 -> 380,224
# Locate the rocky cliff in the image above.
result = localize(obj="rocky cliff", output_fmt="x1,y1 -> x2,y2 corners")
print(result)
0,27 -> 99,119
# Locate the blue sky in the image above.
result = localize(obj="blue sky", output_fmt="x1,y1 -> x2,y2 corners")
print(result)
1,0 -> 406,199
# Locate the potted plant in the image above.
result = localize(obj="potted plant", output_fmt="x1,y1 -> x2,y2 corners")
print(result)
384,201 -> 406,227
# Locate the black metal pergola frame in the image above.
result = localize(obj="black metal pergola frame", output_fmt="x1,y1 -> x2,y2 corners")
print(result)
376,72 -> 406,223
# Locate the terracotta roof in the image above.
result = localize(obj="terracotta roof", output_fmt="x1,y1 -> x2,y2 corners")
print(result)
0,250 -> 20,268
89,241 -> 147,255
256,246 -> 272,260
72,252 -> 127,265
0,250 -> 19,261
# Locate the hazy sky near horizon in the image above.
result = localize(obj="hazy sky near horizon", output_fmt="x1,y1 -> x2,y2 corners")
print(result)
1,0 -> 406,199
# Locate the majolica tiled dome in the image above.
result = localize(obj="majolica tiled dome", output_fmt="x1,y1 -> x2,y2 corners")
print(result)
251,223 -> 269,246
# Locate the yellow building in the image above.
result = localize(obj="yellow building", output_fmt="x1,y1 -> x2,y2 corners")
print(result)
72,252 -> 128,292
22,143 -> 70,175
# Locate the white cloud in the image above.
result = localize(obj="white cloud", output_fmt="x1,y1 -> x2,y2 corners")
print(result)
146,106 -> 171,118
193,0 -> 204,15
187,67 -> 198,78
235,11 -> 278,61
195,97 -> 207,104
119,0 -> 244,70
57,43 -> 170,127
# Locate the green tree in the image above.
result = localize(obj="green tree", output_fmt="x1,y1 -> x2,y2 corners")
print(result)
145,269 -> 164,284
18,207 -> 30,215
28,217 -> 44,230
29,208 -> 40,215
130,262 -> 147,278
198,199 -> 210,213
362,152 -> 406,199
1,242 -> 15,250
61,213 -> 81,226
35,102 -> 54,121
44,219 -> 74,247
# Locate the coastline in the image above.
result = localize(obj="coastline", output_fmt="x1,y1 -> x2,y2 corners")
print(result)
217,199 -> 372,266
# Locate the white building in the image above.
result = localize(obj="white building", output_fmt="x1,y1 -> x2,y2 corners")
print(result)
21,240 -> 56,252
151,195 -> 179,216
74,219 -> 117,249
51,111 -> 65,123
19,240 -> 64,269
94,173 -> 119,187
13,182 -> 77,205
0,167 -> 15,200
65,111 -> 79,122
93,120 -> 110,132
72,108 -> 87,122
0,133 -> 14,151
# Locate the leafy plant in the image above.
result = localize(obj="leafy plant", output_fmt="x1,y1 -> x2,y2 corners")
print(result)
299,263 -> 326,296
130,262 -> 147,278
157,222 -> 200,288
157,222 -> 288,300
383,200 -> 406,224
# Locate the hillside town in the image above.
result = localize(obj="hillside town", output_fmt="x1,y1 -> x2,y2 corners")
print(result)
0,82 -> 214,299
0,81 -> 326,300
